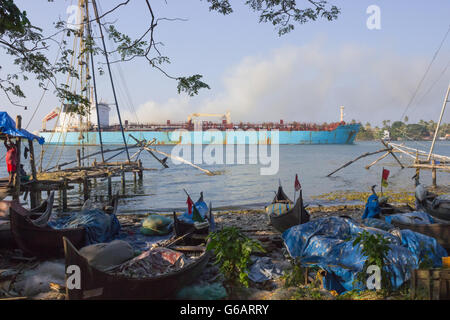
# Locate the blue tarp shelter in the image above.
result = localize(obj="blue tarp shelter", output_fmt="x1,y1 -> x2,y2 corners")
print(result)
0,112 -> 45,144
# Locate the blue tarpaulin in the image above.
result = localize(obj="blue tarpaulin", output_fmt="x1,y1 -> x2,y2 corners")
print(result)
49,209 -> 121,245
282,216 -> 447,293
0,112 -> 45,144
384,211 -> 435,225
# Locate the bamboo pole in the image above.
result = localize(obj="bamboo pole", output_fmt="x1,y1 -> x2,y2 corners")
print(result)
427,83 -> 449,161
326,148 -> 390,177
380,139 -> 405,169
365,152 -> 390,170
129,135 -> 168,168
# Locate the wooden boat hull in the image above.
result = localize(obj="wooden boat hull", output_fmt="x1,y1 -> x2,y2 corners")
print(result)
0,197 -> 53,249
10,202 -> 86,257
422,199 -> 450,222
389,219 -> 450,252
269,188 -> 310,233
63,236 -> 211,299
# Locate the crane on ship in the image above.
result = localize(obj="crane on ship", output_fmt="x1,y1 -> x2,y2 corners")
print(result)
187,111 -> 231,124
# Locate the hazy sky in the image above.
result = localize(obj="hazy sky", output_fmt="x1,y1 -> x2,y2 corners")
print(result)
1,0 -> 450,132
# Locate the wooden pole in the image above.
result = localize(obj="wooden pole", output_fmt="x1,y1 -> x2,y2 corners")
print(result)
107,172 -> 112,200
326,148 -> 390,177
83,174 -> 89,201
129,135 -> 168,168
415,151 -> 420,185
432,160 -> 437,187
121,164 -> 125,193
138,159 -> 143,181
27,139 -> 37,180
380,139 -> 405,169
77,149 -> 81,167
13,116 -> 22,200
365,152 -> 390,170
63,178 -> 68,211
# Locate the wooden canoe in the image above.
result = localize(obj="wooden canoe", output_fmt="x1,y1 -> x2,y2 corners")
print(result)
386,216 -> 450,252
63,234 -> 211,299
420,197 -> 450,222
9,195 -> 119,258
269,185 -> 310,233
0,193 -> 55,249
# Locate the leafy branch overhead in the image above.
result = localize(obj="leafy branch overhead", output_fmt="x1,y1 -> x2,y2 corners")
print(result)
0,0 -> 340,112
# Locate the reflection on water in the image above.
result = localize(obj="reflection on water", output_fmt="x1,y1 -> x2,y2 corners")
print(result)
1,141 -> 449,214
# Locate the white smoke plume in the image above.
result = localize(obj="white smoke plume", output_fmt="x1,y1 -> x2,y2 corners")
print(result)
116,41 -> 448,125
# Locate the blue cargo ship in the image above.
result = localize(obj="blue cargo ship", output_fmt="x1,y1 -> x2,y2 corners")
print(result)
39,123 -> 360,145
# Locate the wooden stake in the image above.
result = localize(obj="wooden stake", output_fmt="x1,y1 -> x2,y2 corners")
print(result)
77,149 -> 81,167
63,178 -> 68,211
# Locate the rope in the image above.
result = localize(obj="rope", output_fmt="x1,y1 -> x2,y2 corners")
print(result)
400,24 -> 450,121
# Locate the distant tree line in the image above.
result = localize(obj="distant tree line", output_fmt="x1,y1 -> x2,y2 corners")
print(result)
355,120 -> 450,141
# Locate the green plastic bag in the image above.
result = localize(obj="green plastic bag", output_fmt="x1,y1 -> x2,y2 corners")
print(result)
140,214 -> 172,236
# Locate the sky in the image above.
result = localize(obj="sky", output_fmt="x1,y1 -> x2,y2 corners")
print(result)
1,0 -> 450,132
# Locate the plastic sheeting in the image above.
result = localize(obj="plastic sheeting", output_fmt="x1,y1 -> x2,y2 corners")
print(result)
384,211 -> 435,225
248,257 -> 284,283
282,216 -> 447,293
50,209 -> 121,245
140,214 -> 173,236
362,194 -> 381,219
0,112 -> 45,144
178,198 -> 209,225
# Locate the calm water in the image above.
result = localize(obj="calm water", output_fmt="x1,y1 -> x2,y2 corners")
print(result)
2,141 -> 449,214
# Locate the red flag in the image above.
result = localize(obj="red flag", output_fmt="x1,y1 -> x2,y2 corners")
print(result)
381,169 -> 390,187
294,174 -> 301,192
186,196 -> 194,215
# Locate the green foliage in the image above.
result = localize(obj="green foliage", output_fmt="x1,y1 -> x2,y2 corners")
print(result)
356,119 -> 449,141
418,242 -> 434,270
0,0 -> 30,35
352,231 -> 392,292
177,75 -> 211,97
243,0 -> 340,36
207,227 -> 265,288
281,258 -> 306,288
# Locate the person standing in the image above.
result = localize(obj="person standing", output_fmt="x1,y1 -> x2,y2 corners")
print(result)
4,137 -> 18,187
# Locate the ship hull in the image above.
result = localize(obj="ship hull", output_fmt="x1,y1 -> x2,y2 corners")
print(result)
39,124 -> 360,146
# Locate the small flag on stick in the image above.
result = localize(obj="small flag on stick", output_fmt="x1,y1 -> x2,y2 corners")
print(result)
381,168 -> 390,188
186,196 -> 194,215
295,174 -> 302,192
